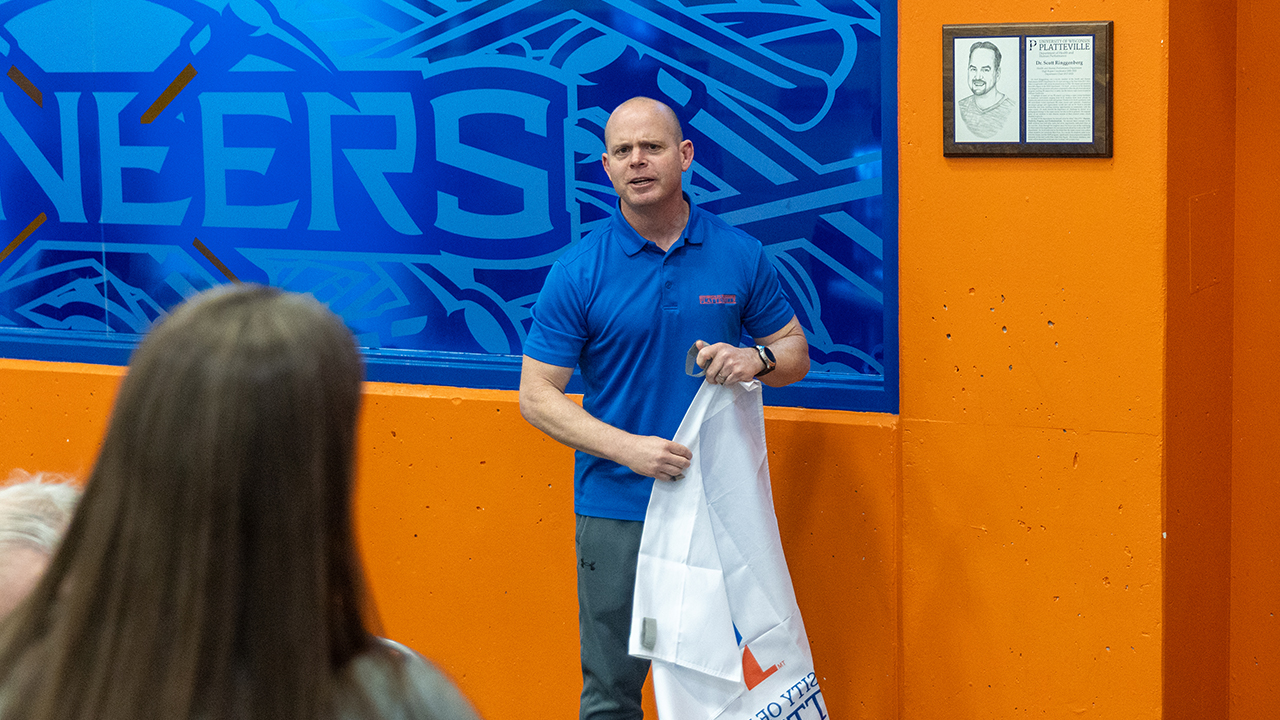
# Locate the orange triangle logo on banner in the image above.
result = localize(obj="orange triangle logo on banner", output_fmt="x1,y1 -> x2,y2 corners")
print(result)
742,645 -> 781,690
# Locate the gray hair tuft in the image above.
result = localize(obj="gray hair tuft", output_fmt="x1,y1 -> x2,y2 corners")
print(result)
0,472 -> 81,555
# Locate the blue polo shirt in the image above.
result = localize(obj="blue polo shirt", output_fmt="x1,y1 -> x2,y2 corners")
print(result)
524,198 -> 795,520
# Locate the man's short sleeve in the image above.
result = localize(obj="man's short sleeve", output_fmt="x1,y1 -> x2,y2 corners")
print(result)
741,243 -> 796,340
524,260 -> 588,369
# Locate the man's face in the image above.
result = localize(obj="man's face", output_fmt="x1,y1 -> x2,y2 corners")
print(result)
968,47 -> 1000,97
601,101 -> 693,214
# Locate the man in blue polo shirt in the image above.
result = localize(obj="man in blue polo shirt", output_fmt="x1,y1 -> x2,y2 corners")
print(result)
519,96 -> 809,720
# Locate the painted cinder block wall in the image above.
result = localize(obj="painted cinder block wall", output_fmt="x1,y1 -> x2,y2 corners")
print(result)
2,1 -> 1279,718
900,1 -> 1168,717
0,363 -> 900,718
1164,0 -> 1235,717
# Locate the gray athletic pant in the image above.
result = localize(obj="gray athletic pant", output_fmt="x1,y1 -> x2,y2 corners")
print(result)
576,514 -> 650,720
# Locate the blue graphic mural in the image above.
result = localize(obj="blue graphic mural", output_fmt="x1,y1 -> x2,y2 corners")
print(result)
0,0 -> 897,412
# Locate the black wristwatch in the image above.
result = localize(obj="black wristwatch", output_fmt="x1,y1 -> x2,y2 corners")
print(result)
754,344 -> 777,377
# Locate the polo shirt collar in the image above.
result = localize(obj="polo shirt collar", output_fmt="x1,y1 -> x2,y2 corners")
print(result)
611,193 -> 703,257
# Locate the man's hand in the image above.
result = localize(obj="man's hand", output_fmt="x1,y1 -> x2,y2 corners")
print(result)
693,316 -> 810,389
620,435 -> 692,482
694,340 -> 762,386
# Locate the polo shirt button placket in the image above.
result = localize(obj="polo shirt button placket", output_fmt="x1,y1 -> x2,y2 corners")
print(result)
662,267 -> 676,311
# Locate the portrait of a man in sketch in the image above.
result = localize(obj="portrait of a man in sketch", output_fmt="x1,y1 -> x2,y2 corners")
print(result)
955,39 -> 1019,142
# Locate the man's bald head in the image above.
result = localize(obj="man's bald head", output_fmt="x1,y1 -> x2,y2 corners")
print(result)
604,97 -> 683,150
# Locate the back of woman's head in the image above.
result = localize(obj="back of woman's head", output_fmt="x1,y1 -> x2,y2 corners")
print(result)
0,284 -> 371,720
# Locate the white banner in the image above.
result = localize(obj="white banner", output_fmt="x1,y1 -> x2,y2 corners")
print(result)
629,380 -> 829,720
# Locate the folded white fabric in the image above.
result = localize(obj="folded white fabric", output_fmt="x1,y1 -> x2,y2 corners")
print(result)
629,380 -> 829,720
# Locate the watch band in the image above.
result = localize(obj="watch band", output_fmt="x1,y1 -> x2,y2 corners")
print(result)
754,344 -> 776,377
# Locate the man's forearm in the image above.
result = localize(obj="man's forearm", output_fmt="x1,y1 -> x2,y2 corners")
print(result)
756,317 -> 810,388
760,332 -> 809,387
520,381 -> 634,465
519,356 -> 692,481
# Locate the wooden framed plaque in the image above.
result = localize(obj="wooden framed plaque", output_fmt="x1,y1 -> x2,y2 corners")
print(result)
944,21 -> 1113,157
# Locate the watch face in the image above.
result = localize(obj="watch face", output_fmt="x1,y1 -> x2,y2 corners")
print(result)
756,345 -> 776,375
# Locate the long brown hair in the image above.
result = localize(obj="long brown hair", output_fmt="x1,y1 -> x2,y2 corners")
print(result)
0,284 -> 374,719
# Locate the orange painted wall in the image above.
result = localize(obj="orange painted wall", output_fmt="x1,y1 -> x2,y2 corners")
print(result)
1164,0 -> 1235,717
0,360 -> 900,719
0,360 -> 122,479
898,1 -> 1167,718
1230,0 -> 1280,716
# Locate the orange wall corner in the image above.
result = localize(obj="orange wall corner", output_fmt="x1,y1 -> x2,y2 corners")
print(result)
1229,0 -> 1280,716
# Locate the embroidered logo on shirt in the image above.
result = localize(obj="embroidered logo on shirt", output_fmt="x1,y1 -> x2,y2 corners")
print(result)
699,294 -> 737,305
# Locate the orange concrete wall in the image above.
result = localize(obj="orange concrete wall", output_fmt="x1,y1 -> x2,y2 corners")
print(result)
1230,0 -> 1280,716
0,359 -> 900,719
0,360 -> 123,479
898,1 -> 1167,718
1164,0 -> 1236,717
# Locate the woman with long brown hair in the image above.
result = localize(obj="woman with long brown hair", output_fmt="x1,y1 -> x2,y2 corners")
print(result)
0,284 -> 481,720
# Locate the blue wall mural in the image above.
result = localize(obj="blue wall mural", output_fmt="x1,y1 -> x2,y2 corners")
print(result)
0,0 -> 896,412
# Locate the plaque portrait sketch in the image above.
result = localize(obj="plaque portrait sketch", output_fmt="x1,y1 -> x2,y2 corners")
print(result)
953,36 -> 1020,143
